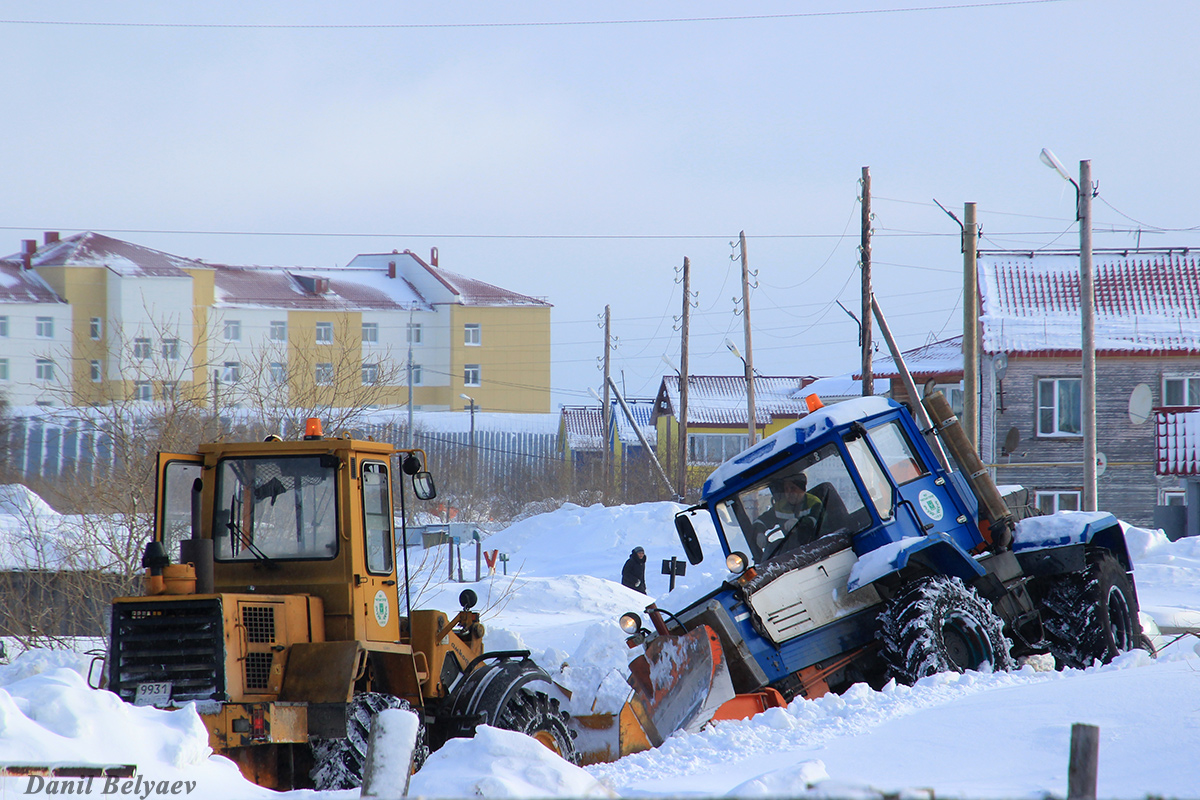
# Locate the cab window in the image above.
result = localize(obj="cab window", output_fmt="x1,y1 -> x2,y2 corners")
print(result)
845,436 -> 894,520
869,421 -> 927,485
160,460 -> 202,561
213,456 -> 338,561
362,462 -> 394,574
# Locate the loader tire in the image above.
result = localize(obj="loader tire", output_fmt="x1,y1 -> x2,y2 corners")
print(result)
310,693 -> 428,791
877,574 -> 1015,685
494,688 -> 579,765
1038,549 -> 1143,670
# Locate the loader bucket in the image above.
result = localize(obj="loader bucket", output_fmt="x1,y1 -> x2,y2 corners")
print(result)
625,625 -> 735,747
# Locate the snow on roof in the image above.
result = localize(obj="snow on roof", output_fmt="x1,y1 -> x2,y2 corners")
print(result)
613,398 -> 657,446
560,406 -> 606,451
979,253 -> 1200,355
0,261 -> 64,304
0,232 -> 205,278
796,373 -> 888,400
211,265 -> 432,311
858,335 -> 965,379
655,375 -> 816,425
1156,409 -> 1200,475
350,250 -> 551,308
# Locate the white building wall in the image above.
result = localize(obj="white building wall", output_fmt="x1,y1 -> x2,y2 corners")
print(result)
0,301 -> 72,406
105,273 -> 194,388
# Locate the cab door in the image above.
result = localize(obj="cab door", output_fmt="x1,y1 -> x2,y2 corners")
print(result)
155,452 -> 204,559
358,460 -> 401,642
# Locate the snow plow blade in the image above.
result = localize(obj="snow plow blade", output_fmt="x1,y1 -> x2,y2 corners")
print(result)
625,625 -> 735,747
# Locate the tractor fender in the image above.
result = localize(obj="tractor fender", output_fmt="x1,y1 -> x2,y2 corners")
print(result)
1010,511 -> 1132,571
440,651 -> 553,738
848,533 -> 986,592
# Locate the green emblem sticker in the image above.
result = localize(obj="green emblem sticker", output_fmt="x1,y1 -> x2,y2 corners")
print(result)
373,589 -> 390,627
917,490 -> 944,522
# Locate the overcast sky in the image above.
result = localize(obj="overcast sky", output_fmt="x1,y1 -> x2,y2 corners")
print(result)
3,1 -> 1197,412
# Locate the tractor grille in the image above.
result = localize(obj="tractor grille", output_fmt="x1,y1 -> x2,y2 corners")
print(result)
244,652 -> 274,691
109,598 -> 225,704
241,605 -> 276,643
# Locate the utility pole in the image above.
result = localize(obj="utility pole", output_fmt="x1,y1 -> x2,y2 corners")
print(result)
861,167 -> 874,397
406,304 -> 415,448
963,202 -> 979,450
738,232 -> 757,444
678,257 -> 691,499
1080,160 -> 1096,511
602,304 -> 612,497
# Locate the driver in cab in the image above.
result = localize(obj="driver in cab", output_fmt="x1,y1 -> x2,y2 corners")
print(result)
754,472 -> 823,557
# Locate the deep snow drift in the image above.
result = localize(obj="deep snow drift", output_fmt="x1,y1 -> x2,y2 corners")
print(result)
1,498 -> 1199,799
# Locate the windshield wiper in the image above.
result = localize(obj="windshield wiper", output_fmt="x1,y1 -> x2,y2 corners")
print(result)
227,492 -> 278,569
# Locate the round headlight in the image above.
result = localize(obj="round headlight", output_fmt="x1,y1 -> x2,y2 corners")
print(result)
726,551 -> 749,575
619,612 -> 642,634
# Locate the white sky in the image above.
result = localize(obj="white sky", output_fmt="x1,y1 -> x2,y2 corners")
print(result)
3,1 -> 1198,410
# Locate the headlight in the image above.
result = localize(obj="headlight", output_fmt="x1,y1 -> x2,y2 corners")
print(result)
619,612 -> 642,634
726,551 -> 749,575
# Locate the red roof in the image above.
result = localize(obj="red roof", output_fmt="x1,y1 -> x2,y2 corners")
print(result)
1,232 -> 205,278
0,262 -> 64,304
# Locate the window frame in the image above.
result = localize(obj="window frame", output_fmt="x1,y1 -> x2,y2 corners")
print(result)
463,364 -> 481,387
361,461 -> 395,575
1162,375 -> 1200,408
1035,490 -> 1081,514
222,361 -> 241,384
362,363 -> 379,385
161,338 -> 180,361
315,321 -> 334,345
89,317 -> 102,340
134,381 -> 153,402
223,319 -> 242,342
35,358 -> 54,381
90,360 -> 103,382
411,364 -> 422,386
464,323 -> 481,346
0,358 -> 8,381
407,323 -> 422,345
0,316 -> 8,337
36,316 -> 54,339
315,362 -> 334,385
133,337 -> 153,361
362,322 -> 379,345
269,362 -> 287,384
269,320 -> 288,342
1037,377 -> 1082,438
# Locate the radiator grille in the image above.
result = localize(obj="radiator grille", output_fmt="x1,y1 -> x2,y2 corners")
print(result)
241,606 -> 276,643
244,652 -> 274,691
109,598 -> 225,704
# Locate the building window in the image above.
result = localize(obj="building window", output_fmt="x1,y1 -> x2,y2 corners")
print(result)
1163,376 -> 1200,408
0,316 -> 8,337
35,358 -> 54,381
89,317 -> 102,340
407,323 -> 422,345
36,316 -> 54,338
90,360 -> 102,382
162,382 -> 178,402
315,362 -> 334,385
362,322 -> 379,345
134,381 -> 153,402
222,361 -> 241,384
411,364 -> 422,386
0,358 -> 8,381
270,362 -> 287,384
362,363 -> 379,385
1161,489 -> 1186,506
224,320 -> 241,342
315,322 -> 333,344
162,338 -> 180,361
269,320 -> 287,341
133,337 -> 153,361
688,433 -> 751,465
1037,378 -> 1081,437
464,323 -> 481,346
1035,490 -> 1081,514
463,364 -> 481,387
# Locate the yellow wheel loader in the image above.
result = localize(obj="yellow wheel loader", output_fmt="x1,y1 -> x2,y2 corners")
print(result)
105,419 -> 575,790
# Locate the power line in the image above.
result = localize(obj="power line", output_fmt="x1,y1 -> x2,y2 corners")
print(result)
0,2 -> 1071,31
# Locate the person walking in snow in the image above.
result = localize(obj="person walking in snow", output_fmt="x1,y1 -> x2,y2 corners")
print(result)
622,546 -> 647,594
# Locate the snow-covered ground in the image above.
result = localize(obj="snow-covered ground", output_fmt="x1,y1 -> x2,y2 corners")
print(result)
2,498 -> 1199,798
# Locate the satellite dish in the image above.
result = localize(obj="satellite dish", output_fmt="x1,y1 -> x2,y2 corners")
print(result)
994,353 -> 1009,381
923,378 -> 938,398
1129,383 -> 1153,425
1002,427 -> 1020,456
1096,451 -> 1108,478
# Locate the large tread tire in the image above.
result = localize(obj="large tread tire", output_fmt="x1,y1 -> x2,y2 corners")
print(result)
310,693 -> 428,791
1039,549 -> 1144,670
878,575 -> 1015,685
494,688 -> 579,765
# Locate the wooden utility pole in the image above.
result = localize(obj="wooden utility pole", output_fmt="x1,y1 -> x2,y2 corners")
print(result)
602,304 -> 612,497
678,257 -> 691,499
963,202 -> 979,449
861,167 -> 874,396
1080,160 -> 1096,511
738,232 -> 757,444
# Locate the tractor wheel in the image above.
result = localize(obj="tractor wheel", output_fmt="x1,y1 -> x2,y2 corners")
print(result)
310,693 -> 428,791
1038,549 -> 1144,670
877,574 -> 1015,685
493,688 -> 579,765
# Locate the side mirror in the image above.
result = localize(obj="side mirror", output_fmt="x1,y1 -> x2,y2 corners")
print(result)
413,471 -> 437,501
675,513 -> 704,565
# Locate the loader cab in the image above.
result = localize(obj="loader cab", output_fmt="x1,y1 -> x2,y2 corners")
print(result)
153,424 -> 436,644
678,397 -> 983,568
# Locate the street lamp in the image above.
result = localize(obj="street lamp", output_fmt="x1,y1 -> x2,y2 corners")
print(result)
460,393 -> 478,484
725,339 -> 757,446
1041,148 -> 1097,511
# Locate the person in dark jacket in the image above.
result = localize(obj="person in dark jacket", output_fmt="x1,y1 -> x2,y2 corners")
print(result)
754,472 -> 823,558
622,546 -> 647,593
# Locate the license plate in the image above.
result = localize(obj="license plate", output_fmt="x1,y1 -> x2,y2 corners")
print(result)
133,682 -> 172,707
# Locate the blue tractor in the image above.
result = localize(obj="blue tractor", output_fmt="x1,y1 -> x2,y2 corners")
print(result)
620,392 -> 1147,743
